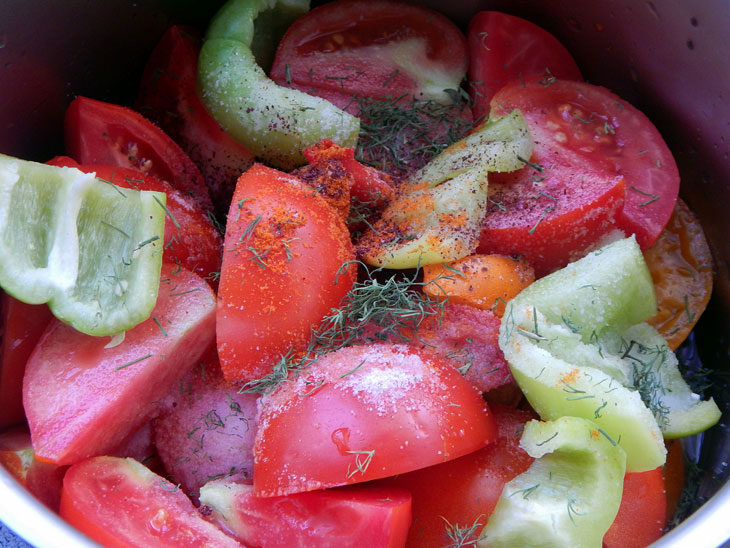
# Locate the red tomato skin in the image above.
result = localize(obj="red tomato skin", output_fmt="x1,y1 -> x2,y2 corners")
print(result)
216,164 -> 356,383
603,468 -> 667,548
205,481 -> 411,548
47,157 -> 222,286
64,96 -> 213,213
478,154 -> 626,278
254,343 -> 498,497
135,25 -> 254,216
0,293 -> 53,429
0,427 -> 67,511
270,0 -> 468,108
375,404 -> 535,548
24,264 -> 216,466
60,456 -> 242,548
490,77 -> 679,251
467,11 -> 582,121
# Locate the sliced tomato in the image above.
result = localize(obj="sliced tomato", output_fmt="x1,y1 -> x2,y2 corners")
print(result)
60,456 -> 242,548
154,347 -> 259,498
135,25 -> 254,218
478,147 -> 626,277
467,11 -> 582,121
217,163 -> 356,383
0,426 -> 66,511
490,77 -> 680,252
0,292 -> 53,429
645,198 -> 714,350
24,264 -> 216,465
270,0 -> 468,108
64,96 -> 213,213
254,343 -> 497,497
375,404 -> 535,548
48,157 -> 222,286
603,468 -> 667,548
201,480 -> 411,548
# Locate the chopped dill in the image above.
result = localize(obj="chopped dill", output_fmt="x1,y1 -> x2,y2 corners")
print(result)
441,515 -> 486,548
355,93 -> 474,177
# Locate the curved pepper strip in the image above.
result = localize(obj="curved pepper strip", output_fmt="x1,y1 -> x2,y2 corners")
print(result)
478,416 -> 626,548
198,0 -> 360,170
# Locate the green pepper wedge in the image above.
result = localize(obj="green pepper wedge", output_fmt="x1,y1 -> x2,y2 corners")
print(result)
198,0 -> 360,170
479,416 -> 626,548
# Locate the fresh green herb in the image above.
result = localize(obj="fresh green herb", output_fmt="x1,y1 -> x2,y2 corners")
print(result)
153,317 -> 168,337
441,515 -> 486,548
345,449 -> 375,478
115,353 -> 153,371
511,483 -> 541,498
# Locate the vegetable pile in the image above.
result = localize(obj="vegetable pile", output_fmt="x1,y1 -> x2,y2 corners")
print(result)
0,1 -> 723,547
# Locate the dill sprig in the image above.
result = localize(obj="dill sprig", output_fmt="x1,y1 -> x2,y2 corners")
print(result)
241,263 -> 450,394
355,93 -> 474,177
440,515 -> 486,548
621,339 -> 671,428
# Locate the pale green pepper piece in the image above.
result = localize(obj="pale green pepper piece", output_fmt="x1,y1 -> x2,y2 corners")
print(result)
478,416 -> 626,548
198,0 -> 360,170
360,110 -> 532,269
501,237 -> 721,471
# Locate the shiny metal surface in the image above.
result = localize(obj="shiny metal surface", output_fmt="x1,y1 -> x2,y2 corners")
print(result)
0,1 -> 729,546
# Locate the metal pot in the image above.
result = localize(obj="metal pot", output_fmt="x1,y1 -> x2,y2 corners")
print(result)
0,0 -> 728,546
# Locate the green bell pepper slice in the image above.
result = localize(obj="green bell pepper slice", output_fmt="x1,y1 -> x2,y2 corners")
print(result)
199,0 -> 360,170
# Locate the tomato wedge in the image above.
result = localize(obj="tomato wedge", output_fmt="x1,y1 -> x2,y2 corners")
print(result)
200,481 -> 411,548
0,292 -> 52,429
217,164 -> 356,383
270,0 -> 469,109
60,456 -> 241,548
254,343 -> 497,497
135,25 -> 254,217
64,96 -> 213,213
490,77 -> 680,251
375,404 -> 535,548
467,11 -> 582,120
24,264 -> 216,465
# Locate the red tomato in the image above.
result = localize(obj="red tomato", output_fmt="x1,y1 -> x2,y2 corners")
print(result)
216,163 -> 356,383
24,264 -> 216,465
60,456 -> 242,548
254,343 -> 497,497
478,147 -> 626,277
603,468 -> 667,548
270,0 -> 469,109
0,292 -> 53,429
64,96 -> 213,214
48,157 -> 222,286
203,481 -> 411,548
135,25 -> 254,217
490,77 -> 680,252
467,11 -> 582,121
0,427 -> 66,511
376,404 -> 535,548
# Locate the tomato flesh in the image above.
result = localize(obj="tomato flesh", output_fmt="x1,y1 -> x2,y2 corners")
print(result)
24,264 -> 216,465
0,293 -> 52,429
270,0 -> 468,108
201,481 -> 411,548
467,11 -> 582,120
217,163 -> 356,383
60,456 -> 241,548
65,96 -> 213,213
376,404 -> 535,548
254,343 -> 497,497
490,77 -> 679,251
